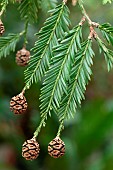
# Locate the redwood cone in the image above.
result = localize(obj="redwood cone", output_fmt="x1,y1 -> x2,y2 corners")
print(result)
0,20 -> 5,36
16,47 -> 30,66
22,138 -> 40,160
10,92 -> 27,114
48,137 -> 65,158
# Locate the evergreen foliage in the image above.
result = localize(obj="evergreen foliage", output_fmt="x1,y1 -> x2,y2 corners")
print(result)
1,0 -> 113,148
24,3 -> 70,90
40,25 -> 82,117
97,37 -> 113,71
58,40 -> 94,121
99,23 -> 113,46
41,0 -> 57,11
18,0 -> 41,23
0,33 -> 22,59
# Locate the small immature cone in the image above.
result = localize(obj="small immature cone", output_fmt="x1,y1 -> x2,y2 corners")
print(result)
48,137 -> 65,158
0,20 -> 5,36
22,138 -> 40,160
10,92 -> 28,114
16,47 -> 30,66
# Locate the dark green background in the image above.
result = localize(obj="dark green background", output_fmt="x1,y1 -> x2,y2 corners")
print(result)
0,0 -> 113,170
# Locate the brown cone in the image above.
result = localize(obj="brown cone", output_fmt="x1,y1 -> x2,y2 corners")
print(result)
16,47 -> 30,66
0,20 -> 5,36
22,138 -> 40,160
10,92 -> 28,114
48,137 -> 65,158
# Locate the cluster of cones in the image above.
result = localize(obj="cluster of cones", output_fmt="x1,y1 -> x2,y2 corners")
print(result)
0,18 -> 65,161
10,92 -> 65,160
22,136 -> 65,160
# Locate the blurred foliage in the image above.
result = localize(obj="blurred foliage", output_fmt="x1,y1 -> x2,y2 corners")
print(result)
0,0 -> 113,170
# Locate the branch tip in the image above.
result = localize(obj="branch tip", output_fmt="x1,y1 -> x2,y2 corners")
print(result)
88,26 -> 97,39
91,22 -> 99,28
63,0 -> 67,4
79,16 -> 86,26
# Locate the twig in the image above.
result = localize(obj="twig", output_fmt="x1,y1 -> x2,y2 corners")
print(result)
79,16 -> 86,26
78,0 -> 99,27
88,26 -> 98,39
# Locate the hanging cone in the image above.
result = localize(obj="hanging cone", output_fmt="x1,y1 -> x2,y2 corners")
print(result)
16,47 -> 30,66
22,138 -> 40,160
0,20 -> 5,36
10,92 -> 28,114
48,137 -> 65,158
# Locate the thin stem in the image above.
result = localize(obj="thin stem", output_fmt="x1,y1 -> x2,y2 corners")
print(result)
23,19 -> 29,47
57,120 -> 64,137
78,0 -> 92,25
33,113 -> 47,138
78,0 -> 99,28
56,17 -> 87,137
79,16 -> 86,26
19,30 -> 26,36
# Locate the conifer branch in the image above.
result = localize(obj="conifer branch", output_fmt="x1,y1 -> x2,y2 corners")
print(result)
18,0 -> 41,23
24,3 -> 70,90
41,0 -> 57,11
57,39 -> 94,122
0,32 -> 24,59
96,36 -> 113,71
0,0 -> 8,17
40,25 -> 82,118
99,23 -> 113,46
78,0 -> 99,28
78,0 -> 92,25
